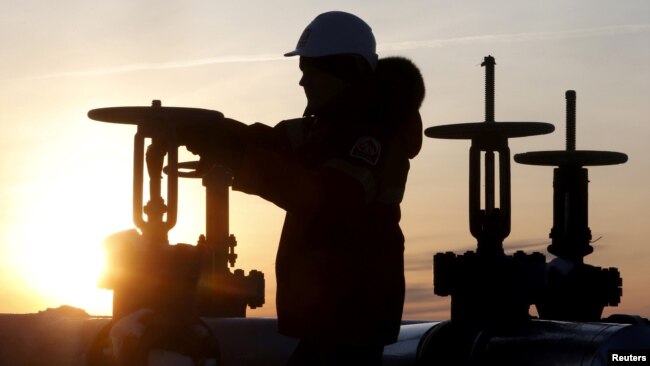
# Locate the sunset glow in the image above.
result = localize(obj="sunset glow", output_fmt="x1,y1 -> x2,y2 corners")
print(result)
0,1 -> 648,321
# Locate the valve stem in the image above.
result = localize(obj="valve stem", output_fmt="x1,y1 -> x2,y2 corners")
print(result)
565,90 -> 576,151
482,56 -> 496,123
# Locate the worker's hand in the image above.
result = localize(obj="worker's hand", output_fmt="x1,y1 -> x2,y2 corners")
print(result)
176,118 -> 218,155
178,117 -> 248,170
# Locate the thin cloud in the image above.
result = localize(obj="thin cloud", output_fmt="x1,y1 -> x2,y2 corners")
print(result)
35,53 -> 284,79
379,23 -> 650,52
405,256 -> 433,273
504,238 -> 549,252
404,237 -> 550,273
35,23 -> 649,79
404,285 -> 450,319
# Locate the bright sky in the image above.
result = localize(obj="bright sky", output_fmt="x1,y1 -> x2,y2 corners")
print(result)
0,1 -> 648,320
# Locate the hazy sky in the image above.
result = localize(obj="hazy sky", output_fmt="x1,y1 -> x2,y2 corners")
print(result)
0,1 -> 648,320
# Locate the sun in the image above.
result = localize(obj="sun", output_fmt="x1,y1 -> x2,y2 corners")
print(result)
18,226 -> 113,315
10,162 -> 134,316
5,129 -> 257,316
7,142 -> 211,316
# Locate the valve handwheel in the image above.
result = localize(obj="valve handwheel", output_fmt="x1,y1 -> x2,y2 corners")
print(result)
88,100 -> 223,127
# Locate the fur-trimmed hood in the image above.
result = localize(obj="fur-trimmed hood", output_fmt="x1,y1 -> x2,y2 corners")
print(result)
376,56 -> 425,159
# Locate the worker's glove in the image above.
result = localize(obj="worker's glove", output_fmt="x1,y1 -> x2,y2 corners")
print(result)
177,117 -> 248,170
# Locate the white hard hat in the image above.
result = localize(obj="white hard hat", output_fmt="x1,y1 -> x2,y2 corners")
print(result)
284,11 -> 378,70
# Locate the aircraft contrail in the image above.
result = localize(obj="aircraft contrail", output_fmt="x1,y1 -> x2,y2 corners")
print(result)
378,23 -> 650,52
38,23 -> 649,79
38,53 -> 284,79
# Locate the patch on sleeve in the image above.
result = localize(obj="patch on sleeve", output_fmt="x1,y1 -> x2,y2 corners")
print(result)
349,137 -> 381,165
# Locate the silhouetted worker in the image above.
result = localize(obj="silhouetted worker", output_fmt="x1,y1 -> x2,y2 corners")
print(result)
180,11 -> 425,366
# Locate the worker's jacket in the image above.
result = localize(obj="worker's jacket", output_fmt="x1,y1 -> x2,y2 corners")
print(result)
231,110 -> 418,345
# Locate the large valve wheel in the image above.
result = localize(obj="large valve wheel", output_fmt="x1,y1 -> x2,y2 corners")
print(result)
88,102 -> 223,129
